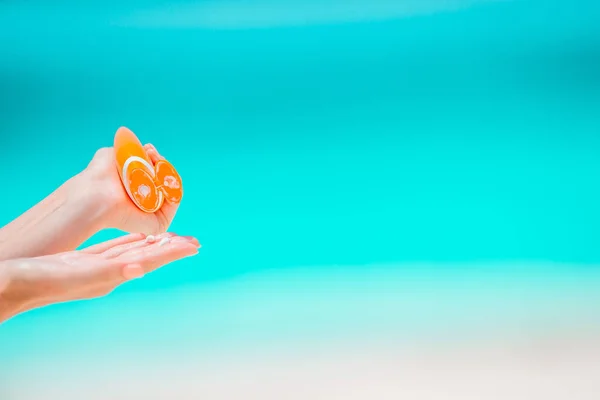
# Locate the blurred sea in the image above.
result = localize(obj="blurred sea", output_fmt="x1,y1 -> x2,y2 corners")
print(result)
1,1 -> 600,398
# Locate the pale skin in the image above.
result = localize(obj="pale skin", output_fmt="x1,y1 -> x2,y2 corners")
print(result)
0,144 -> 174,260
0,143 -> 199,323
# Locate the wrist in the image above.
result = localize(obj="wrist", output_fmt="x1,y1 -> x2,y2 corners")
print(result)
65,171 -> 114,233
0,260 -> 41,323
0,170 -> 116,260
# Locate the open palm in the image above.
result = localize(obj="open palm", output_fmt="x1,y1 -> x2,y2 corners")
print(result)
10,232 -> 199,308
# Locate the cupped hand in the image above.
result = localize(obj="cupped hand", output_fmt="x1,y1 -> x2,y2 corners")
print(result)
82,143 -> 178,235
5,232 -> 199,311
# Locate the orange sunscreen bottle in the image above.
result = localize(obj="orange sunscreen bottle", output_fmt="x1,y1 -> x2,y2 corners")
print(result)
114,126 -> 183,213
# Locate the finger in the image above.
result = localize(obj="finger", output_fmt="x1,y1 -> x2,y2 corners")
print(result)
143,143 -> 157,153
143,143 -> 165,164
81,260 -> 146,289
77,260 -> 149,292
81,233 -> 146,254
121,263 -> 146,280
157,201 -> 179,230
60,256 -> 125,288
178,235 -> 200,247
147,148 -> 160,164
116,237 -> 200,274
143,143 -> 180,226
102,232 -> 176,259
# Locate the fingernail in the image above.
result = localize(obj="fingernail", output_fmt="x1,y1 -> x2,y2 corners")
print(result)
182,235 -> 199,243
156,232 -> 175,239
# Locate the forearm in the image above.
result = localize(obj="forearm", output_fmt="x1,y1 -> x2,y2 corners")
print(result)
0,173 -> 109,260
0,259 -> 52,323
0,261 -> 34,323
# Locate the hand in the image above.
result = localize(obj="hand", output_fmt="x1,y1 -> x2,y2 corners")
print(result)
0,232 -> 200,322
82,143 -> 178,235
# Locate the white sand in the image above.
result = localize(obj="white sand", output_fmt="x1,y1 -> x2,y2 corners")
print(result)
5,333 -> 600,400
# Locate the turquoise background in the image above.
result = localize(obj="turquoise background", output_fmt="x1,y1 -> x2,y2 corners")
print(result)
1,0 -> 600,373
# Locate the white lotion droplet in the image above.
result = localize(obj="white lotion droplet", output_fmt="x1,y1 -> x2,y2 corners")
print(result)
145,235 -> 156,243
158,237 -> 170,246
